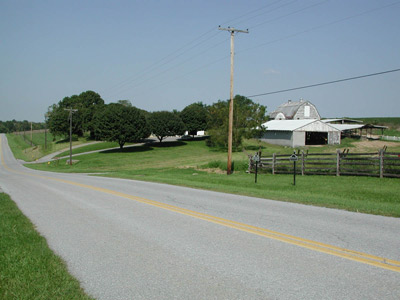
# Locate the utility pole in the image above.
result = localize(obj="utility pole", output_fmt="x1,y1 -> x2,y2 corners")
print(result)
219,26 -> 248,175
64,108 -> 78,165
44,114 -> 48,151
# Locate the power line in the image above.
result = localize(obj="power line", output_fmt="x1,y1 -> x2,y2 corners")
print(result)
247,0 -> 327,30
101,1 -> 293,99
247,68 -> 400,98
238,0 -> 400,55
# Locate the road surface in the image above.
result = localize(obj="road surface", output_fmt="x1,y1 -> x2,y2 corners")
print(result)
1,134 -> 399,299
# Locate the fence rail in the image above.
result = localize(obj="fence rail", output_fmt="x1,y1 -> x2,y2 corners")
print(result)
249,150 -> 400,178
382,135 -> 400,141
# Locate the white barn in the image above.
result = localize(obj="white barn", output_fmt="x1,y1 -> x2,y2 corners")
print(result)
261,119 -> 341,147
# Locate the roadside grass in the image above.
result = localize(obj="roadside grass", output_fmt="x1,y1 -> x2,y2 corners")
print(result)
6,133 -> 90,162
26,138 -> 400,217
97,167 -> 400,217
0,193 -> 93,299
29,140 -> 249,172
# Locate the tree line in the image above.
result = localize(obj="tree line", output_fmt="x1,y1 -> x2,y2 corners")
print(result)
0,120 -> 45,134
5,90 -> 268,150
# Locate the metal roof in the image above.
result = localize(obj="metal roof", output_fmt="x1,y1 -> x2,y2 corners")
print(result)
322,118 -> 363,124
329,124 -> 364,131
269,100 -> 311,119
262,119 -> 335,131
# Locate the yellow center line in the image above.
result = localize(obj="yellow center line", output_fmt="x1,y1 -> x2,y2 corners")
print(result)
1,135 -> 400,272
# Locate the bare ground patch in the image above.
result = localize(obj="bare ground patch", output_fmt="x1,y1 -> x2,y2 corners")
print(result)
351,140 -> 399,152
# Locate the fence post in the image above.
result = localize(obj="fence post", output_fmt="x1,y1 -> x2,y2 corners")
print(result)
336,150 -> 340,176
379,149 -> 384,178
272,153 -> 276,175
301,151 -> 305,176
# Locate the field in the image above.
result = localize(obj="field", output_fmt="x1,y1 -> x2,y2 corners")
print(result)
24,136 -> 400,217
6,132 -> 91,162
355,117 -> 400,137
0,193 -> 93,299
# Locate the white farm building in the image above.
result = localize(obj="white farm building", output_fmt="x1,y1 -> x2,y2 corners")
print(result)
261,119 -> 341,147
261,99 -> 341,147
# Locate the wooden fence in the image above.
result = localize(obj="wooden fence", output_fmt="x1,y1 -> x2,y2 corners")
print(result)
249,150 -> 400,178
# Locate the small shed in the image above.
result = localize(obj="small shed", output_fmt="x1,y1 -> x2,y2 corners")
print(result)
261,120 -> 341,147
270,99 -> 321,120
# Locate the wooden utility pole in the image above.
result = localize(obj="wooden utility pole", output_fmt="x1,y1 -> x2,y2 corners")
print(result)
64,108 -> 78,165
219,26 -> 248,174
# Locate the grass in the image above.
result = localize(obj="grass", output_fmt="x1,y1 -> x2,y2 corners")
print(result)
6,133 -> 91,162
29,140 -> 249,173
26,138 -> 400,217
104,168 -> 400,217
57,141 -> 135,157
354,117 -> 400,137
0,193 -> 93,299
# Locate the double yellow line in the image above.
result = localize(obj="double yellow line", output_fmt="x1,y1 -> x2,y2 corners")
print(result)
1,135 -> 400,272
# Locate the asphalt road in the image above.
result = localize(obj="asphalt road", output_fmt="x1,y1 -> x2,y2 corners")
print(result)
1,134 -> 399,299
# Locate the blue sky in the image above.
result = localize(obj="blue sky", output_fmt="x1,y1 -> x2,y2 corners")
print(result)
1,0 -> 399,122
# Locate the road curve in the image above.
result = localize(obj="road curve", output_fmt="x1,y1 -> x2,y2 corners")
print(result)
1,134 -> 399,299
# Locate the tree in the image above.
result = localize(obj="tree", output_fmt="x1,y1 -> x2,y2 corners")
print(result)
206,95 -> 267,150
180,102 -> 208,137
148,111 -> 185,142
117,100 -> 132,107
79,91 -> 105,139
46,91 -> 104,138
93,103 -> 149,149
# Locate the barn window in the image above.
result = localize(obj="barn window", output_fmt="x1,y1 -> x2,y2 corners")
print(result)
304,105 -> 310,117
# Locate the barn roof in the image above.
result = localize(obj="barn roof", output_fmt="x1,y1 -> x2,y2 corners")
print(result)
322,118 -> 363,124
269,100 -> 316,119
329,124 -> 364,131
262,120 -> 340,132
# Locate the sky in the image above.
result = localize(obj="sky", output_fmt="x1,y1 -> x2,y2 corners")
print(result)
1,0 -> 399,122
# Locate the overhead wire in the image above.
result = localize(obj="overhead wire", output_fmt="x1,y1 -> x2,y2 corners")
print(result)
246,68 -> 400,98
101,0 -> 299,99
103,1 -> 400,103
145,0 -> 400,98
247,0 -> 328,30
122,1 -> 326,99
237,0 -> 400,54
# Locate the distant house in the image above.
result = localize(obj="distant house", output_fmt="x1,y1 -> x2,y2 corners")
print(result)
269,99 -> 321,120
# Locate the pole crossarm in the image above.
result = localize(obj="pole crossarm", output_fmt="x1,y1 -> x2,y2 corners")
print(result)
218,26 -> 249,34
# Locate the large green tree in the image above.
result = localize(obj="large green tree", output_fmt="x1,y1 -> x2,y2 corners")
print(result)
207,95 -> 267,150
94,103 -> 149,149
148,111 -> 185,142
46,91 -> 104,138
79,91 -> 105,138
180,102 -> 208,137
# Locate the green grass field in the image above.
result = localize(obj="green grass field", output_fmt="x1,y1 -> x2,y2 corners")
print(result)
0,193 -> 93,299
355,117 -> 400,137
57,141 -> 136,157
26,138 -> 400,217
6,133 -> 91,162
